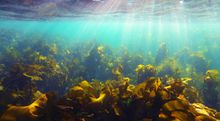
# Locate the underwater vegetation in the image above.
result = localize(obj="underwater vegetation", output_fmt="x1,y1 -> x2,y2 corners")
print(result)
135,64 -> 156,83
1,78 -> 220,121
0,30 -> 220,121
203,70 -> 220,110
155,43 -> 168,65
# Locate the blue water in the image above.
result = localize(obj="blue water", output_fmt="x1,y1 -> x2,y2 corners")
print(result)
1,18 -> 220,69
0,0 -> 220,93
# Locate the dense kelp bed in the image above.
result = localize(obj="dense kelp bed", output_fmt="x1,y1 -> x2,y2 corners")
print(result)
0,29 -> 220,121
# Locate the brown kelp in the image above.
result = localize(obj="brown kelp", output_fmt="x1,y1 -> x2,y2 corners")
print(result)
1,78 -> 219,121
0,30 -> 219,121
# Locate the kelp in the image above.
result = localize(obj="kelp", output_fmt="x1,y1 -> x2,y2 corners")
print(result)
155,43 -> 168,65
0,93 -> 56,121
157,59 -> 181,78
0,33 -> 219,120
203,70 -> 220,110
135,64 -> 156,83
1,67 -> 220,121
54,78 -> 220,121
189,52 -> 209,74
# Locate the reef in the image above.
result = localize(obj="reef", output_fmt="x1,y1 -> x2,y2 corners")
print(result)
0,30 -> 220,121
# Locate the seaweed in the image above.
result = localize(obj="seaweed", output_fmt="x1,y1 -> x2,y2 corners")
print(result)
135,64 -> 156,83
47,78 -> 220,121
188,52 -> 209,74
155,43 -> 168,65
157,59 -> 181,79
0,30 -> 219,120
203,70 -> 220,110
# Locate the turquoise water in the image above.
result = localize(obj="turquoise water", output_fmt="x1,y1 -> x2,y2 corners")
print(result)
1,18 -> 220,69
1,0 -> 220,115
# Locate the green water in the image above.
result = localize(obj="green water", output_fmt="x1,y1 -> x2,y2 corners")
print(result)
1,18 -> 220,69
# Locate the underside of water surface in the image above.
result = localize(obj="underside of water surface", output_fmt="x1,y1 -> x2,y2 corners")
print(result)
0,0 -> 220,121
